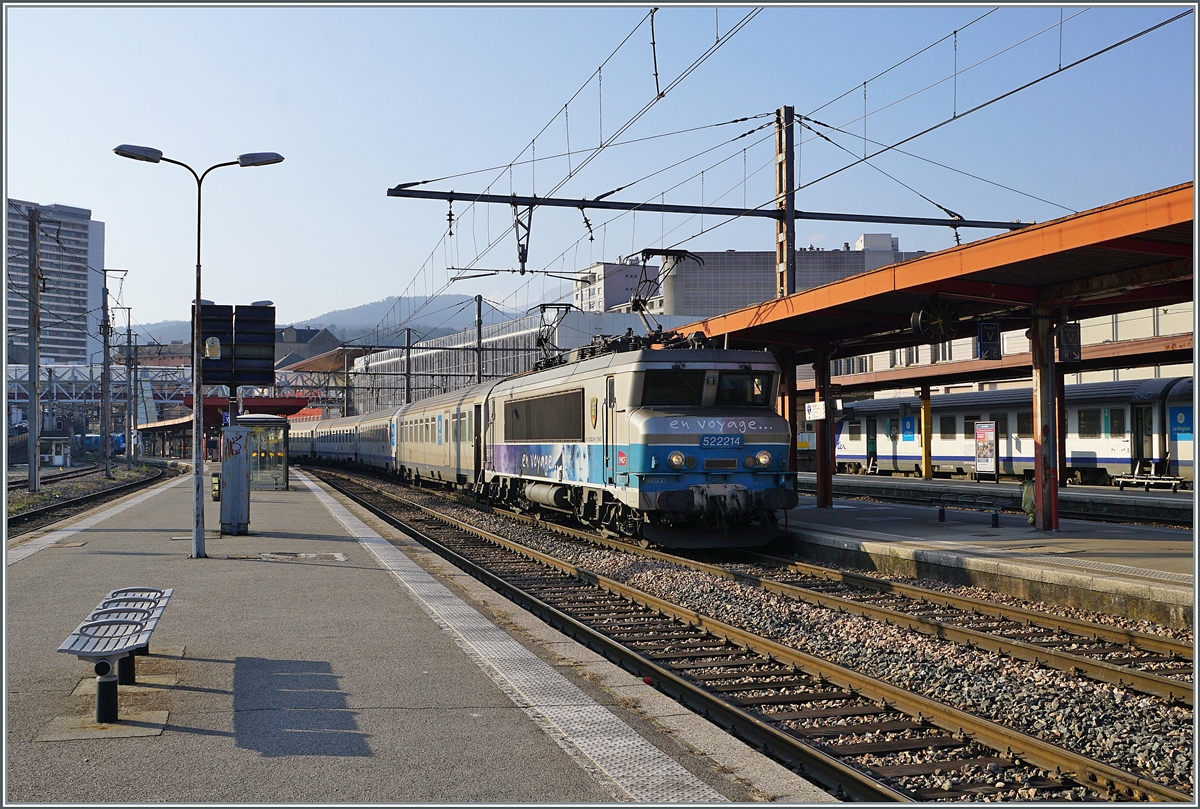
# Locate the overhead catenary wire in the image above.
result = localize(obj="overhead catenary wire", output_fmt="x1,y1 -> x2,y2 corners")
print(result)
376,8 -> 762,344
798,115 -> 1077,214
797,8 -> 1193,194
660,7 -> 1190,254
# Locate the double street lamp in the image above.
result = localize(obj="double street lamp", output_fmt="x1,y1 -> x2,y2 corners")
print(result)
114,145 -> 284,559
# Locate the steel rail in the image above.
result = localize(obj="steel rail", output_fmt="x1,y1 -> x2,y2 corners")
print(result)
316,470 -> 1191,803
656,548 -> 1193,705
434,488 -> 1194,702
316,472 -> 908,802
7,463 -> 101,490
6,468 -> 165,532
307,463 -> 1192,700
740,550 -> 1193,660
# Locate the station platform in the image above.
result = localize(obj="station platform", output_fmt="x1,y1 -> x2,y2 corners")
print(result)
782,491 -> 1194,630
5,467 -> 829,804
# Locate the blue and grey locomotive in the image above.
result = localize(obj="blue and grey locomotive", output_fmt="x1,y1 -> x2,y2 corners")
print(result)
294,333 -> 798,548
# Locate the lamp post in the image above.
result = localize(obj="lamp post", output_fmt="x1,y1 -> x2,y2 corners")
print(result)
114,145 -> 284,559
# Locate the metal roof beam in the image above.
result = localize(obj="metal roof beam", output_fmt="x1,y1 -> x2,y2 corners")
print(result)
1040,258 -> 1193,305
386,187 -> 1028,231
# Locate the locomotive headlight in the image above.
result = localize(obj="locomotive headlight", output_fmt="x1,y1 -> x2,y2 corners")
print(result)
667,451 -> 686,469
755,450 -> 773,468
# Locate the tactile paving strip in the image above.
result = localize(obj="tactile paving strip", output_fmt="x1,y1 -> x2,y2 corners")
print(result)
298,471 -> 725,803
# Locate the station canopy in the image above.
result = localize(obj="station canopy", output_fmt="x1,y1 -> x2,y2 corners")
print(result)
687,183 -> 1193,364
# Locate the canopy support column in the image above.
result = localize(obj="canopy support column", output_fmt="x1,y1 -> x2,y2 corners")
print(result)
814,346 -> 834,509
1031,306 -> 1060,530
920,384 -> 933,480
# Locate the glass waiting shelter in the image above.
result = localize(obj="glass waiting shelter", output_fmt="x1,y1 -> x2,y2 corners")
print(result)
234,414 -> 290,490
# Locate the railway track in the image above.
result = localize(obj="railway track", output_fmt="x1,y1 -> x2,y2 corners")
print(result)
7,463 -> 100,490
6,467 -> 168,536
310,468 -> 1193,802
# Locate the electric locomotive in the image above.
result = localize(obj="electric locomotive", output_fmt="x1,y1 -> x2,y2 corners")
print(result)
299,332 -> 799,548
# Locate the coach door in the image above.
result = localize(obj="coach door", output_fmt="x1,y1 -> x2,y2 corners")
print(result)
603,376 -> 616,485
866,418 -> 878,469
473,404 -> 483,483
1132,404 -> 1154,474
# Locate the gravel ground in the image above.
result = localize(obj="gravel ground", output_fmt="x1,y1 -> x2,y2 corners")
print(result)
361,478 -> 1195,795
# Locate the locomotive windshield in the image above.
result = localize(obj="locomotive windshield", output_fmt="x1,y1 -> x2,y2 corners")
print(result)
640,369 -> 775,407
715,372 -> 773,406
642,370 -> 706,406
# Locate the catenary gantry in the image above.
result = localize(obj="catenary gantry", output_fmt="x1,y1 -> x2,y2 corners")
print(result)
682,183 -> 1194,531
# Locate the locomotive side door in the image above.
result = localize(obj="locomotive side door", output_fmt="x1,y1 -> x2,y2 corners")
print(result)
603,376 -> 616,485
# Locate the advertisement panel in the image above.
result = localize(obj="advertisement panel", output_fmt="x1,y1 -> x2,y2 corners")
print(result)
975,420 -> 997,476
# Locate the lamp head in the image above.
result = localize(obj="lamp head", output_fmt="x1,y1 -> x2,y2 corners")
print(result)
113,144 -> 163,163
238,152 -> 284,168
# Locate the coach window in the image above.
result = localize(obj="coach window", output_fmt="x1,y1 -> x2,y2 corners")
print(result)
1017,412 -> 1033,439
939,415 -> 956,440
847,421 -> 862,441
1108,407 -> 1126,437
989,413 -> 1008,440
1078,408 -> 1102,439
964,414 -> 980,439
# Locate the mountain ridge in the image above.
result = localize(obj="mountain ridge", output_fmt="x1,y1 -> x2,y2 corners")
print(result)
133,295 -> 517,345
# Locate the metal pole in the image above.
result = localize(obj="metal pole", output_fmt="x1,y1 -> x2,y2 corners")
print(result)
192,174 -> 206,558
475,295 -> 483,384
27,208 -> 41,493
132,332 -> 140,462
126,310 -> 134,470
101,286 -> 112,478
775,105 -> 796,297
404,328 -> 412,405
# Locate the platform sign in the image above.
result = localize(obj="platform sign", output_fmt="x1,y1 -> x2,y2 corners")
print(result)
975,420 -> 997,475
233,305 -> 277,387
1058,321 -> 1081,362
977,321 -> 1002,360
804,401 -> 826,421
193,304 -> 234,385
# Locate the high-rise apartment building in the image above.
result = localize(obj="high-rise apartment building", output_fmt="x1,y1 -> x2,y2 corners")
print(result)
5,199 -> 104,364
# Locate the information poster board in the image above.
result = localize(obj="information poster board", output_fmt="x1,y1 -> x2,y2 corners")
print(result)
975,420 -> 997,478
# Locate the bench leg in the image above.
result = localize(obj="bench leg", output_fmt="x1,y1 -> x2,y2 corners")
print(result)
991,511 -> 1000,528
96,672 -> 119,724
117,653 -> 136,685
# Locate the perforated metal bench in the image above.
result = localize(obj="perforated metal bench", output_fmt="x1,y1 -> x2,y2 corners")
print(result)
57,587 -> 173,723
934,494 -> 1001,528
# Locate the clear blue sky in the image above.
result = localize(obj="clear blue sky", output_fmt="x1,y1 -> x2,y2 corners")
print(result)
5,4 -> 1195,340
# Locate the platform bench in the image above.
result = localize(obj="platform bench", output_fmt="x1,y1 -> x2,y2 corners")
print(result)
934,494 -> 1001,528
57,587 -> 173,724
